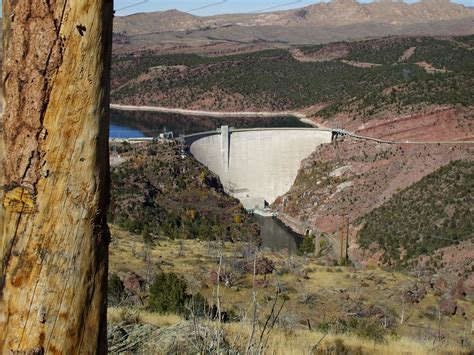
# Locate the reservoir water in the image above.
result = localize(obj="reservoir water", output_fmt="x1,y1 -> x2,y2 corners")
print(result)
109,109 -> 311,138
109,123 -> 145,139
109,110 -> 305,252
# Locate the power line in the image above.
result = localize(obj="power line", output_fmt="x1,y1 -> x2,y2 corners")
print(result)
115,0 -> 148,13
252,0 -> 303,13
187,0 -> 228,13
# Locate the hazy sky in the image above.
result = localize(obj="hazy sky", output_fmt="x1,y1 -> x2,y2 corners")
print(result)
114,0 -> 474,16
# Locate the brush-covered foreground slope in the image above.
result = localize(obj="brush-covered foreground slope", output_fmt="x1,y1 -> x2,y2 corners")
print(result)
108,226 -> 474,354
357,160 -> 473,267
111,35 -> 474,118
109,141 -> 259,242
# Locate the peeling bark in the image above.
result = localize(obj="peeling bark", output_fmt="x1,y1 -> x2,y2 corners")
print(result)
3,0 -> 65,194
1,1 -> 113,353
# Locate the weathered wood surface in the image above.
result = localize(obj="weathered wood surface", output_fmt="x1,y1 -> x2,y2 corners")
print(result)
1,1 -> 113,353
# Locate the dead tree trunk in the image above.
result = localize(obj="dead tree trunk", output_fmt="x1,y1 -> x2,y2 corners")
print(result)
0,1 -> 113,353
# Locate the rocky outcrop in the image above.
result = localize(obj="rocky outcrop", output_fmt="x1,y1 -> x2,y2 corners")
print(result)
243,257 -> 275,275
402,282 -> 427,304
439,297 -> 457,315
123,272 -> 145,295
434,277 -> 448,296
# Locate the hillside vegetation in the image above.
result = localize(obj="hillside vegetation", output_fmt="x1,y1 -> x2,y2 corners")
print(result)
357,160 -> 474,268
111,35 -> 474,117
109,141 -> 259,243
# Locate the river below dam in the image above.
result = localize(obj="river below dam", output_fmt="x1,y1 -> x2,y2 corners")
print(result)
110,111 -> 305,253
252,215 -> 302,253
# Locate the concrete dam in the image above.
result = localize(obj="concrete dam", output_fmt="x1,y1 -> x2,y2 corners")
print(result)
183,127 -> 332,210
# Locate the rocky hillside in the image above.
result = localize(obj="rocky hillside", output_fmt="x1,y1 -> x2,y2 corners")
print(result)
109,141 -> 260,243
272,108 -> 473,293
357,160 -> 473,268
111,36 -> 474,116
112,0 -> 474,46
273,111 -> 473,235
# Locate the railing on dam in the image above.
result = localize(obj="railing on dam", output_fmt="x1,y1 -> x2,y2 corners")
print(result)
176,126 -> 339,145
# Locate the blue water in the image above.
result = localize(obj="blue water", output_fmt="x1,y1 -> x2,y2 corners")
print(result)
109,123 -> 145,139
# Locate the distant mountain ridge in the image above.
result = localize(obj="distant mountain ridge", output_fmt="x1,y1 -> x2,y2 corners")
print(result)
114,0 -> 474,37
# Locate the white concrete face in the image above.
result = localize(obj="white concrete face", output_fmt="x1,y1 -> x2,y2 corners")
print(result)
189,128 -> 332,205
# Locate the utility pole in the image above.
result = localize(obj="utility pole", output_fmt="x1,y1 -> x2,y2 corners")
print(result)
339,225 -> 344,265
1,1 -> 113,353
345,216 -> 350,261
338,215 -> 350,265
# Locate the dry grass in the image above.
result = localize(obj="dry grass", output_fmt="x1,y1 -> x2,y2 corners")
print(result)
109,225 -> 474,354
108,306 -> 182,328
106,308 -> 470,355
223,322 -> 469,354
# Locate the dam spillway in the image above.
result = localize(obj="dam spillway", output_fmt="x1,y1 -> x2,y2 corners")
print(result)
184,127 -> 332,210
